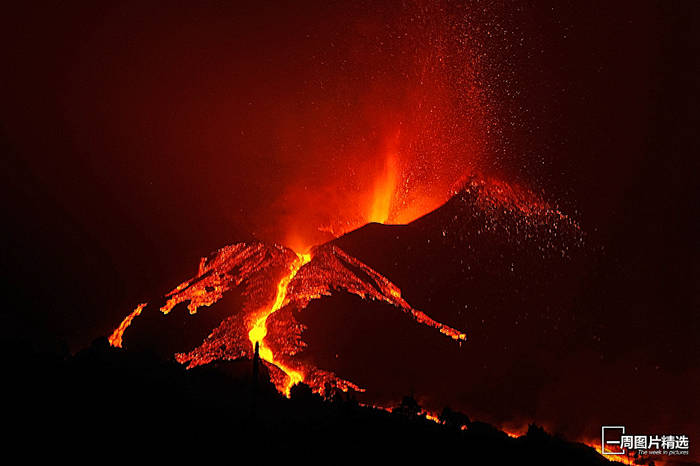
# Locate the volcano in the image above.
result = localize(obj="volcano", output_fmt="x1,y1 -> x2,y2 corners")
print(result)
109,175 -> 582,404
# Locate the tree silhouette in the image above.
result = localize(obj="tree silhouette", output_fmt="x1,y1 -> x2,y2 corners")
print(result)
393,394 -> 422,420
439,406 -> 471,429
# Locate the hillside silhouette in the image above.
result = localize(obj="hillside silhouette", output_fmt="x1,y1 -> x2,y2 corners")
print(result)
4,335 -> 626,464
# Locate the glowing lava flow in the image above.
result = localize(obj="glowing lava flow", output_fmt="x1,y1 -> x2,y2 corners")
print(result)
108,241 -> 466,395
108,303 -> 147,348
247,252 -> 311,396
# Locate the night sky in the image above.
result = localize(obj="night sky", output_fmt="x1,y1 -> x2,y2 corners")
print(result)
1,0 -> 698,454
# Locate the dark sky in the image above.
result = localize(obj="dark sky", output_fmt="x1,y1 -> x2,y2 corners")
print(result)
1,0 -> 698,438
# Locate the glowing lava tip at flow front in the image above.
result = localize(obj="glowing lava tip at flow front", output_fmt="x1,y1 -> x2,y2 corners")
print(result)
247,251 -> 311,396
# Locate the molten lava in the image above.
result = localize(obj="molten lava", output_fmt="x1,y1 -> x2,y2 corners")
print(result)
109,236 -> 466,395
108,303 -> 147,348
247,252 -> 310,395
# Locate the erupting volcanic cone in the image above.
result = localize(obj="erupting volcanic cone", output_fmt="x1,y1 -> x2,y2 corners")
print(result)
108,175 -> 581,402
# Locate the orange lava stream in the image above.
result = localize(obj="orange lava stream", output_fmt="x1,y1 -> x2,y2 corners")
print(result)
248,252 -> 311,396
107,303 -> 147,348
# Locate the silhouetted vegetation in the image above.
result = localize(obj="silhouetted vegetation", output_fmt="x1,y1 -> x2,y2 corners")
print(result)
3,337 -> 621,463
